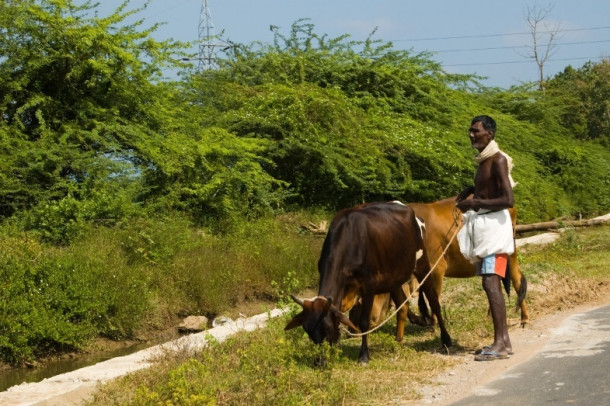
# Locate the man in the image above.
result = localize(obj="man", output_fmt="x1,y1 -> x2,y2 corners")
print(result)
456,115 -> 515,361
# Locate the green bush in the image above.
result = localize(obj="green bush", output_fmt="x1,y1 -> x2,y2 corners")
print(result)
0,213 -> 323,365
0,226 -> 151,364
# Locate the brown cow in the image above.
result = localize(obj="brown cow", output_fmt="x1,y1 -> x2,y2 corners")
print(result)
285,202 -> 452,364
411,196 -> 528,325
359,196 -> 528,334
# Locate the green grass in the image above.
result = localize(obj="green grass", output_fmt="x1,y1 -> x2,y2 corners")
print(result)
87,226 -> 610,405
524,226 -> 610,279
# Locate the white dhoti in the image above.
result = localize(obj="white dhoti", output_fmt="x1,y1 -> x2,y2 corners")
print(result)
458,209 -> 515,264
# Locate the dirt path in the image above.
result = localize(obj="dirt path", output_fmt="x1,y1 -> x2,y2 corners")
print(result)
401,298 -> 610,405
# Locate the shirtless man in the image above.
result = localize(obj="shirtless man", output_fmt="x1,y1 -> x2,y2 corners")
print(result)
456,115 -> 515,361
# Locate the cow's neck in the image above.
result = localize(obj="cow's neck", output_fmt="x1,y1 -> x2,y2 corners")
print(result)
318,271 -> 345,305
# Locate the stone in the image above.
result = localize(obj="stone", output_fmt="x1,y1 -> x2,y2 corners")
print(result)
177,315 -> 208,333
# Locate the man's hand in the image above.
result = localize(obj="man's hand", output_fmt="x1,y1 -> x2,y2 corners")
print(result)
456,198 -> 479,213
456,186 -> 474,203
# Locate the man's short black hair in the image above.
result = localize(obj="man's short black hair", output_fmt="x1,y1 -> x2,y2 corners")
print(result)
471,115 -> 496,134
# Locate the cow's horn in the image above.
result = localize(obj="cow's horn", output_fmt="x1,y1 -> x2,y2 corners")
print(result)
290,295 -> 304,307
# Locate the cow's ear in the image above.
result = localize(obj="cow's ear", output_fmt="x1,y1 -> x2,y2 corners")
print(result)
331,307 -> 360,333
284,312 -> 305,330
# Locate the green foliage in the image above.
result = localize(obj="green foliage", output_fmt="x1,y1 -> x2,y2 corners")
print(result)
209,82 -> 410,207
477,85 -> 610,220
3,8 -> 610,226
547,60 -> 610,147
0,213 -> 322,365
20,181 -> 140,244
0,229 -> 151,363
191,24 -> 477,208
138,126 -> 287,230
0,0 -> 182,219
186,20 -> 610,218
168,215 -> 321,316
125,318 -> 347,405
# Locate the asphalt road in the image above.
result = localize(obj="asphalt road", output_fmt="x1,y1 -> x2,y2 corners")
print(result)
451,304 -> 610,405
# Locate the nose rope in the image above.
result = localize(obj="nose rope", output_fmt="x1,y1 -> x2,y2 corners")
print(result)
345,209 -> 462,338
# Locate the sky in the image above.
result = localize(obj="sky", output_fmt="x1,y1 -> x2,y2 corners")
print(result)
92,0 -> 610,89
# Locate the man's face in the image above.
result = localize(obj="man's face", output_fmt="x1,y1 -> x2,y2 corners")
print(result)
468,121 -> 493,151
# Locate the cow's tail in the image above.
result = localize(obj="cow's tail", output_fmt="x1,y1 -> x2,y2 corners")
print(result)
417,288 -> 434,326
502,259 -> 511,296
516,274 -> 527,311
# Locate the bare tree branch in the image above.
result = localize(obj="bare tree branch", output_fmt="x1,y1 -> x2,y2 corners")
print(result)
522,4 -> 563,92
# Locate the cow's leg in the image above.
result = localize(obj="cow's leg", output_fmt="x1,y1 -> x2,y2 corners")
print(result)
420,278 -> 452,348
402,279 -> 427,326
509,253 -> 529,326
417,292 -> 432,325
427,261 -> 447,325
412,255 -> 448,327
370,293 -> 390,327
357,294 -> 374,364
390,286 -> 409,342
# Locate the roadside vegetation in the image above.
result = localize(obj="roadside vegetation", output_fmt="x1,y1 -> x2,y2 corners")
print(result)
1,0 -> 610,370
87,225 -> 610,405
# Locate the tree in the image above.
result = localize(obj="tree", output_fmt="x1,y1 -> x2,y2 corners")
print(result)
187,20 -> 477,208
522,4 -> 562,92
0,0 -> 188,219
548,59 -> 610,147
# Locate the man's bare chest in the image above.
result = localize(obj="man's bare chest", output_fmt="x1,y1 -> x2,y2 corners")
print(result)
474,161 -> 498,196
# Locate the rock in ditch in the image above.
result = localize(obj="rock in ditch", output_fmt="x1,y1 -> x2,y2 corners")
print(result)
178,315 -> 209,333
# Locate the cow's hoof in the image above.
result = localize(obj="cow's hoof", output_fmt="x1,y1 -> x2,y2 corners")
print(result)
357,351 -> 370,365
408,315 -> 430,326
314,355 -> 327,368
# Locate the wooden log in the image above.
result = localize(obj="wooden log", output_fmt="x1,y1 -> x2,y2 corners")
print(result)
515,217 -> 610,234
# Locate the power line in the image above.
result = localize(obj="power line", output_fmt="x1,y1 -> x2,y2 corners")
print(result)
391,25 -> 610,42
444,55 -> 606,67
433,39 -> 610,54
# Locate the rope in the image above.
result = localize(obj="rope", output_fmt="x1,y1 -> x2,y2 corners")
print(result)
346,209 -> 463,338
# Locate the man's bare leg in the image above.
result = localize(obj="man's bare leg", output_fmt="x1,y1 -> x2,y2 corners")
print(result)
479,274 -> 511,359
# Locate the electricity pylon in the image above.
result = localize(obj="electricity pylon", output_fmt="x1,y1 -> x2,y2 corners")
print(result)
198,0 -> 230,70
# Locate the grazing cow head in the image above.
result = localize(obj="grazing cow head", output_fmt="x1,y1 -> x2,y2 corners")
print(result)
284,295 -> 359,344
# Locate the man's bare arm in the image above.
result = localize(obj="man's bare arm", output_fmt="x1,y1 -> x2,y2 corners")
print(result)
457,155 -> 514,212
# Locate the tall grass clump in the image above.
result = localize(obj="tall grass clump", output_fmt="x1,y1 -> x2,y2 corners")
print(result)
168,213 -> 323,317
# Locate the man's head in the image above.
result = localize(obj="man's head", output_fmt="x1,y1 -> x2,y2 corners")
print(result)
469,115 -> 496,151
